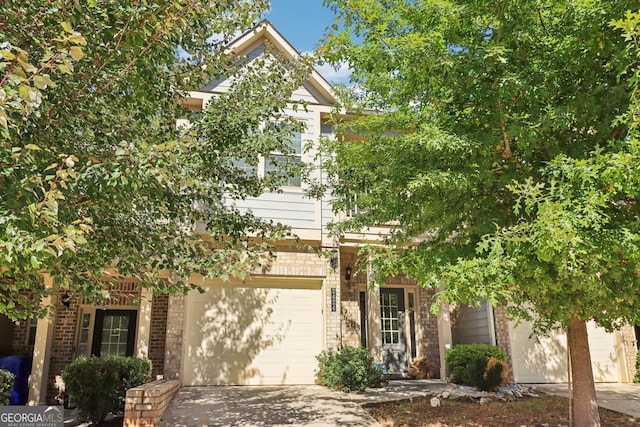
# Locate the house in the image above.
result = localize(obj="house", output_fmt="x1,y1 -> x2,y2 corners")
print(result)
1,21 -> 637,405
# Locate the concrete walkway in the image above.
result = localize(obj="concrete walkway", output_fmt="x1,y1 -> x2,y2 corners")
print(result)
534,383 -> 640,419
159,380 -> 450,427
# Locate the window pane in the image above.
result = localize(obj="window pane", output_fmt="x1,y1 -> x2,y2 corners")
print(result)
100,314 -> 130,357
231,157 -> 257,177
265,155 -> 301,187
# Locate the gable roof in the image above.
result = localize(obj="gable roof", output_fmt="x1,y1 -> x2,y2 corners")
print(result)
206,20 -> 337,106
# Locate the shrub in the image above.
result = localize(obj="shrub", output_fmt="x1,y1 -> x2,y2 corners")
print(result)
315,346 -> 387,392
635,349 -> 639,383
0,369 -> 14,406
62,356 -> 151,424
445,343 -> 506,385
408,358 -> 438,379
467,356 -> 510,391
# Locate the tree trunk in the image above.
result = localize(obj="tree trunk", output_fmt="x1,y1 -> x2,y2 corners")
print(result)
567,317 -> 600,427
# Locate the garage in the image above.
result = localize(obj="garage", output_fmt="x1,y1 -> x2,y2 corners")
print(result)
508,319 -> 623,383
182,279 -> 324,385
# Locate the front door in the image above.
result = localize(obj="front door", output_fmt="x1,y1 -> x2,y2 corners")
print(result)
380,288 -> 407,372
91,310 -> 137,357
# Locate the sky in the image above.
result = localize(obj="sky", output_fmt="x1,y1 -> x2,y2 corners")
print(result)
264,0 -> 352,83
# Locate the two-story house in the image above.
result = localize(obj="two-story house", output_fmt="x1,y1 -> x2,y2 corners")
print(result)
1,21 -> 637,405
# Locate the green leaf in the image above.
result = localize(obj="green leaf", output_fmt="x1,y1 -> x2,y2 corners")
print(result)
30,255 -> 40,269
69,46 -> 84,61
1,50 -> 15,60
61,21 -> 74,34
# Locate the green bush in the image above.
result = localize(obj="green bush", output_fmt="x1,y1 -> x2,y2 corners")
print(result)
634,349 -> 639,383
445,343 -> 507,385
467,356 -> 510,391
62,356 -> 151,424
0,369 -> 15,406
315,346 -> 388,392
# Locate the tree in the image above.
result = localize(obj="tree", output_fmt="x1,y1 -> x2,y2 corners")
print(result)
0,1 -> 313,321
319,1 -> 640,425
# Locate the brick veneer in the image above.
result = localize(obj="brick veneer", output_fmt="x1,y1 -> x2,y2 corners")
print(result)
149,294 -> 168,379
493,307 -> 513,372
620,324 -> 638,381
124,379 -> 180,427
47,297 -> 79,403
491,306 -> 514,381
416,287 -> 441,375
162,293 -> 184,380
10,319 -> 30,356
46,283 -> 147,403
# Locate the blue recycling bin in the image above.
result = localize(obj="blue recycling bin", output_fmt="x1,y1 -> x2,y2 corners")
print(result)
0,355 -> 33,405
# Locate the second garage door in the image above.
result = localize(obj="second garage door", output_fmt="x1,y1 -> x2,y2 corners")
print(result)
182,280 -> 323,385
508,319 -> 622,383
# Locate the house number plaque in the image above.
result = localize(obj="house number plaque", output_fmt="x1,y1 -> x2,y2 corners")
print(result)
331,287 -> 336,312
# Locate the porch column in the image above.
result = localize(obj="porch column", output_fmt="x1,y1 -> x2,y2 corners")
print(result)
437,302 -> 453,380
136,289 -> 153,359
28,275 -> 57,405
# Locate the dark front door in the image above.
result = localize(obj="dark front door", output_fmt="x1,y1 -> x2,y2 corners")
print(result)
380,288 -> 407,372
91,310 -> 137,357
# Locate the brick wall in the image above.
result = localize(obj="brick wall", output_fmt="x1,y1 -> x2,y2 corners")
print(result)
11,319 -> 31,356
417,287 -> 441,376
47,298 -> 79,403
163,294 -> 184,380
492,306 -> 514,381
124,379 -> 180,427
492,307 -> 512,362
149,294 -> 168,378
620,324 -> 638,382
47,282 -> 143,403
339,252 -> 362,349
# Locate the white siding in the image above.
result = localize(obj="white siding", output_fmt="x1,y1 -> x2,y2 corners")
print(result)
232,192 -> 316,229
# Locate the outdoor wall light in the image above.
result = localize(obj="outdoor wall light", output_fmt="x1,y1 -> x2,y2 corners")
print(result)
61,294 -> 71,309
330,247 -> 338,270
345,266 -> 352,281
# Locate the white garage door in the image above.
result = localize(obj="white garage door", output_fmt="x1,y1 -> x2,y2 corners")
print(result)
508,319 -> 621,383
183,280 -> 323,385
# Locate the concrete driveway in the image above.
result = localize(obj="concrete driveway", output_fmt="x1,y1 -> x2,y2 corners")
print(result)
159,380 -> 450,427
534,383 -> 640,419
159,385 -> 378,427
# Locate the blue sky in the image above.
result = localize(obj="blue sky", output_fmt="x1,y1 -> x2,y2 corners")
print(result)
264,0 -> 351,83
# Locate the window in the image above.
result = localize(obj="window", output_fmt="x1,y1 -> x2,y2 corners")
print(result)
359,291 -> 367,348
75,308 -> 137,358
380,293 -> 400,344
231,157 -> 257,177
264,128 -> 302,187
232,121 -> 304,188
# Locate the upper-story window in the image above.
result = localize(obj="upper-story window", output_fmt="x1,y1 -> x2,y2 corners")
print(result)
232,157 -> 258,177
228,121 -> 304,188
265,128 -> 302,187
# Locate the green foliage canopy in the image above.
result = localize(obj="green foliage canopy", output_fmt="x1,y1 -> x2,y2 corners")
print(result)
319,0 -> 640,332
0,1 -> 313,320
